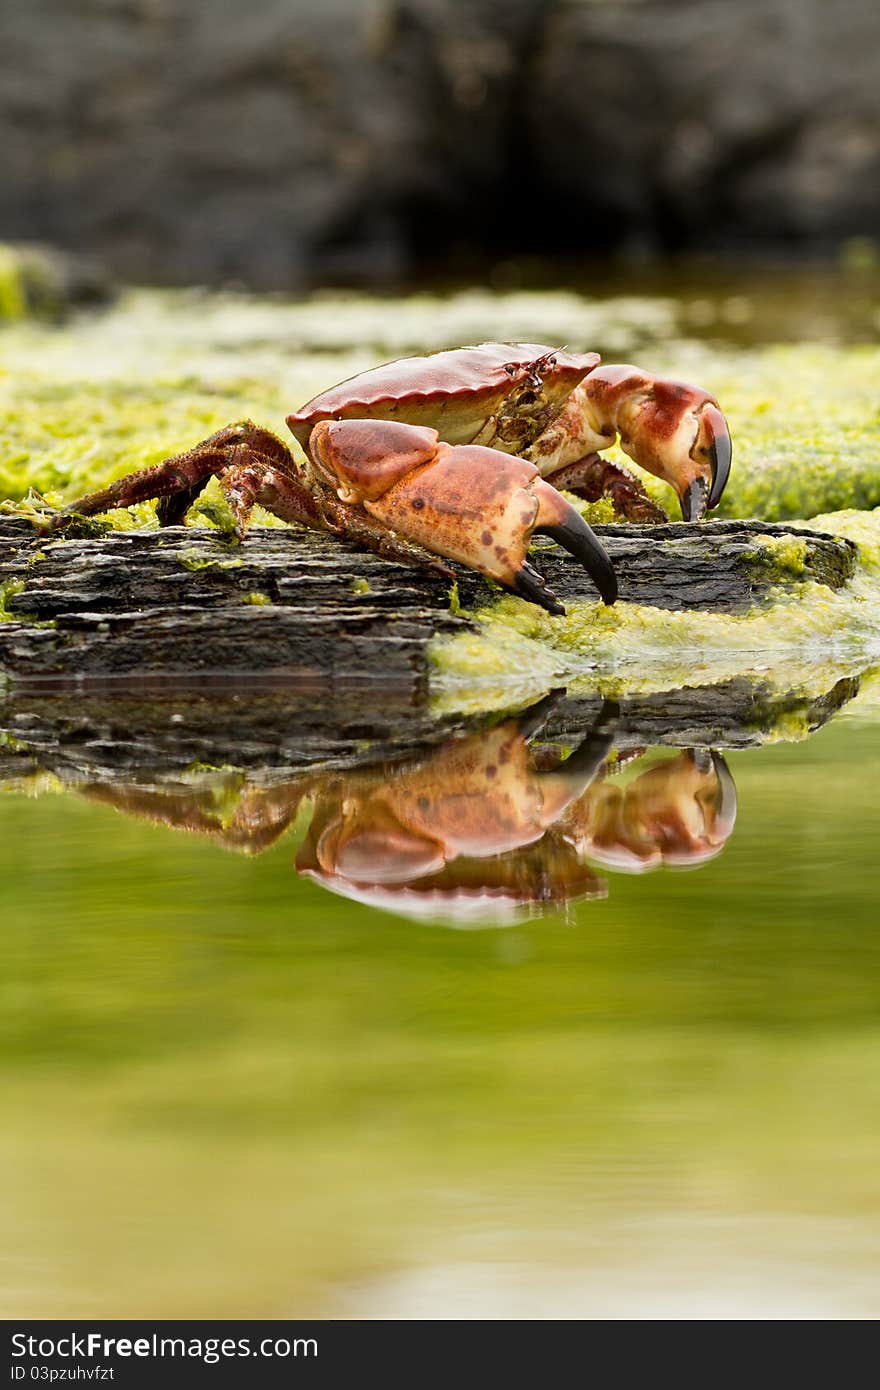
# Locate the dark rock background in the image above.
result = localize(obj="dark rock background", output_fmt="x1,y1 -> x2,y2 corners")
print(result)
2,0 -> 879,287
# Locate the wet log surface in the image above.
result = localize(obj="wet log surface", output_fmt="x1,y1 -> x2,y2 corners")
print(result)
0,517 -> 857,685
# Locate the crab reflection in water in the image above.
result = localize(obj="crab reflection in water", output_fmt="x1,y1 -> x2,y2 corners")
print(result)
69,694 -> 736,928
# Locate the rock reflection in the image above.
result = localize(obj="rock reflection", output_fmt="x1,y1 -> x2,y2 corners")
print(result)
44,692 -> 738,926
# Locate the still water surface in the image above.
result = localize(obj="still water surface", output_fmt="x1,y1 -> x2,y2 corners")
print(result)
1,682 -> 878,1317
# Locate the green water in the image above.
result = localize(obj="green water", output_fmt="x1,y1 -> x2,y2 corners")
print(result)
1,694 -> 879,1318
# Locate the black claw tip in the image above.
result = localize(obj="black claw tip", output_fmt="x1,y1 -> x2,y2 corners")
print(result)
543,697 -> 621,796
515,688 -> 568,740
707,430 -> 732,510
511,564 -> 566,615
538,509 -> 618,605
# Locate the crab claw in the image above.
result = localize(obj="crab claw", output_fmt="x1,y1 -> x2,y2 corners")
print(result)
309,420 -> 617,612
704,748 -> 738,845
681,403 -> 732,520
535,698 -> 619,821
574,746 -> 738,873
308,417 -> 442,501
583,366 -> 732,521
534,503 -> 618,609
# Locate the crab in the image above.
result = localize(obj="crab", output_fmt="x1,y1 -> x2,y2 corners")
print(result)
49,342 -> 732,614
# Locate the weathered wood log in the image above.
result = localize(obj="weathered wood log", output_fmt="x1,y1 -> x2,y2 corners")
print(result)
0,516 -> 857,683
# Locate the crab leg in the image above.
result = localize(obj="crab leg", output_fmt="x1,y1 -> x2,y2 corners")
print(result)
548,453 -> 668,525
49,421 -> 322,536
45,407 -> 620,613
218,457 -> 327,538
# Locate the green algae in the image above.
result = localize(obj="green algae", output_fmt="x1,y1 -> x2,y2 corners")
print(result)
0,372 -> 277,507
0,242 -> 107,324
179,551 -> 244,573
564,494 -> 618,526
240,591 -> 273,606
190,496 -> 241,536
0,287 -> 877,526
744,534 -> 809,578
0,578 -> 54,631
0,579 -> 25,621
0,247 -> 27,324
431,507 -> 880,713
625,343 -> 880,523
798,508 -> 880,571
748,707 -> 816,744
844,663 -> 880,715
429,623 -> 572,717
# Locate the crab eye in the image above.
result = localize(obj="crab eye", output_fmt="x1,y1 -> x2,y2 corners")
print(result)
502,363 -> 518,376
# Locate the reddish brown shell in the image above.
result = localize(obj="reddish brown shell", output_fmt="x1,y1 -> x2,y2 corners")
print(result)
286,342 -> 600,450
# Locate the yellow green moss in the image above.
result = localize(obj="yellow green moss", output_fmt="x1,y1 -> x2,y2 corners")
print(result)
0,247 -> 27,323
0,242 -> 103,323
627,343 -> 880,522
0,579 -> 25,621
0,290 -> 877,526
431,507 -> 880,711
798,508 -> 880,571
190,497 -> 240,535
179,551 -> 243,573
751,708 -> 816,744
565,494 -> 618,526
844,663 -> 880,715
744,534 -> 809,578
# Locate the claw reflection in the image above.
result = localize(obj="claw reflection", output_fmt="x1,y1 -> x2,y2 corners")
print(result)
30,689 -> 739,927
559,747 -> 737,874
